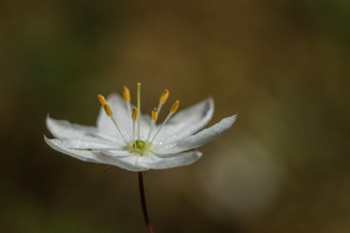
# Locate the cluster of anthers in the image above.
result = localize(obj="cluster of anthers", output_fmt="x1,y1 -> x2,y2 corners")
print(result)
97,83 -> 179,156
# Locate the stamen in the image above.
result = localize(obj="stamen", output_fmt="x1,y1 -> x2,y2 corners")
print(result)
132,107 -> 138,121
157,89 -> 169,114
97,94 -> 113,116
123,86 -> 131,102
97,94 -> 108,106
170,100 -> 179,113
151,107 -> 158,122
146,107 -> 158,141
123,86 -> 133,129
137,83 -> 141,140
97,94 -> 128,143
103,105 -> 113,116
132,107 -> 138,140
151,100 -> 180,142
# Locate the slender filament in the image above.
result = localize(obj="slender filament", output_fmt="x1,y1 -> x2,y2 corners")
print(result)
110,117 -> 128,143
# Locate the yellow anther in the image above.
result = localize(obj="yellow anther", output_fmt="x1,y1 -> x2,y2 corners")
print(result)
98,94 -> 113,116
132,107 -> 138,121
159,89 -> 170,104
103,104 -> 113,116
97,94 -> 108,106
170,100 -> 179,113
123,86 -> 131,102
151,107 -> 158,122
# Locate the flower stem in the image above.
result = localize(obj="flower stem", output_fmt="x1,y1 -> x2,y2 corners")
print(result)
138,172 -> 154,233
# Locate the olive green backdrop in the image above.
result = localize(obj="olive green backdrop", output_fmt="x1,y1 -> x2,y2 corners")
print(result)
1,0 -> 350,232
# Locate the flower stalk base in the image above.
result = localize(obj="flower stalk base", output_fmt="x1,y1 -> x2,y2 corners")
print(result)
138,172 -> 154,233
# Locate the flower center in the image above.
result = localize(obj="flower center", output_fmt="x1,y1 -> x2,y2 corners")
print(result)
126,140 -> 152,156
97,83 -> 180,156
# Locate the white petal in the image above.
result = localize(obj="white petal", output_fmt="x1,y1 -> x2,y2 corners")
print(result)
49,138 -> 120,150
155,115 -> 237,154
46,116 -> 101,140
138,150 -> 203,169
154,98 -> 214,143
96,93 -> 151,141
96,151 -> 148,172
44,136 -> 104,163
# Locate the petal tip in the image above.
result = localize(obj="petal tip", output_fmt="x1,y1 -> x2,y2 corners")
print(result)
43,134 -> 49,142
231,113 -> 238,122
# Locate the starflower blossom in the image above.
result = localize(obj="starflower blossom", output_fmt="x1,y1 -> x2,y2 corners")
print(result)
45,83 -> 237,172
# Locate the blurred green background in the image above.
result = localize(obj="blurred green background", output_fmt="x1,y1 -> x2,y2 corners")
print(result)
1,0 -> 350,232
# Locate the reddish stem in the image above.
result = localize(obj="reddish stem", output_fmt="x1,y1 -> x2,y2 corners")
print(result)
138,172 -> 154,233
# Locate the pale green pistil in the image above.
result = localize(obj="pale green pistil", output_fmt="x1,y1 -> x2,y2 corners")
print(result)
127,140 -> 152,156
135,140 -> 145,149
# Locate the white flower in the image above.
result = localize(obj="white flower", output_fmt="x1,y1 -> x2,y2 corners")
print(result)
44,83 -> 237,172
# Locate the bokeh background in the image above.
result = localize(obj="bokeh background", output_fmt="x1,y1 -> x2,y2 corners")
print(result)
1,0 -> 350,232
